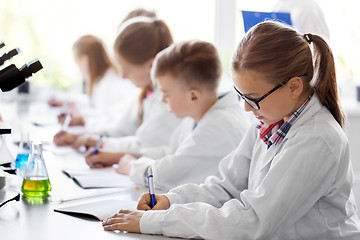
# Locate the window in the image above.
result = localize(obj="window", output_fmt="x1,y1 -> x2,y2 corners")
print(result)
1,0 -> 358,104
0,0 -> 215,91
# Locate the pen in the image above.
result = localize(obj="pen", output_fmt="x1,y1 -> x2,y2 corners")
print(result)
147,167 -> 156,208
61,113 -> 72,131
58,113 -> 72,136
92,135 -> 103,155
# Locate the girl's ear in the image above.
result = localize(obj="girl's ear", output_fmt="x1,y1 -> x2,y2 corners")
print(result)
288,77 -> 303,99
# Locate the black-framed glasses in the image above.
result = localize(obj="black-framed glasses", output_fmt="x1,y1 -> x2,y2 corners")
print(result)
233,73 -> 308,110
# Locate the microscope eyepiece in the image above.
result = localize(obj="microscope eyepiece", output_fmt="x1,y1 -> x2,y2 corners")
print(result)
0,59 -> 43,92
0,41 -> 43,92
0,48 -> 20,66
19,59 -> 43,79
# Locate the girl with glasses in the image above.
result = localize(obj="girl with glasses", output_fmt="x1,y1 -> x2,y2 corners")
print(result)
102,21 -> 360,239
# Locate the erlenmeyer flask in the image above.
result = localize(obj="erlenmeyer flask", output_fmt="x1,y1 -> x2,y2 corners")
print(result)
21,142 -> 51,197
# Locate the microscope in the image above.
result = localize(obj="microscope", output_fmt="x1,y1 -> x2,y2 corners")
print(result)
0,41 -> 43,93
0,41 -> 43,190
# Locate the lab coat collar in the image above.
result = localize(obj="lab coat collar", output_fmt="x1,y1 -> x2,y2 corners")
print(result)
149,87 -> 162,100
197,91 -> 239,125
285,93 -> 322,136
258,93 -> 322,171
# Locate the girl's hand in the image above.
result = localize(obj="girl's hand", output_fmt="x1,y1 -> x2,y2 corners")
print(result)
57,113 -> 66,125
85,150 -> 124,168
137,193 -> 170,211
53,131 -> 78,146
48,98 -> 63,107
72,134 -> 98,149
57,113 -> 84,126
69,115 -> 85,126
102,210 -> 143,233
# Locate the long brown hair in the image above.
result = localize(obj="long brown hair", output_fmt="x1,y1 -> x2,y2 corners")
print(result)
114,17 -> 173,125
73,35 -> 116,97
232,21 -> 345,128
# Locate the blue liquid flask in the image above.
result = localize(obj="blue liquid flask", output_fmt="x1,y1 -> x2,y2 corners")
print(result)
15,132 -> 31,173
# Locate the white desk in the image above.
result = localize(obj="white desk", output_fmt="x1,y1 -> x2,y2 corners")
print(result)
0,100 -> 178,240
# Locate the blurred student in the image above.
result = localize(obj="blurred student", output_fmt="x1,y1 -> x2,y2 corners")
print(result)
273,0 -> 330,41
54,16 -> 181,158
54,8 -> 156,130
102,21 -> 360,239
53,35 -> 138,127
86,40 -> 250,190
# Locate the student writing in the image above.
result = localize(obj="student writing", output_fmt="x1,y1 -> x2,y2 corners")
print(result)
52,9 -> 155,132
54,16 -> 181,158
102,21 -> 360,239
53,35 -> 137,127
110,40 -> 250,190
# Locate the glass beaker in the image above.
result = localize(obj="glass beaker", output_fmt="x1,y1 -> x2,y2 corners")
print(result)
15,131 -> 31,174
21,142 -> 51,197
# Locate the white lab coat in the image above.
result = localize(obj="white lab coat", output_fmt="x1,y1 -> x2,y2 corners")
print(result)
82,68 -> 139,131
100,87 -> 182,154
140,94 -> 360,239
129,92 -> 250,190
273,0 -> 330,41
91,68 -> 138,109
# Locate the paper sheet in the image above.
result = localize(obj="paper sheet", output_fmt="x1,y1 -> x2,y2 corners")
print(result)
42,143 -> 77,155
53,199 -> 138,220
62,167 -> 135,189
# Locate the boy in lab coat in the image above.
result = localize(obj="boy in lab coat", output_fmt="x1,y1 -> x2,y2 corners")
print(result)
86,40 -> 250,190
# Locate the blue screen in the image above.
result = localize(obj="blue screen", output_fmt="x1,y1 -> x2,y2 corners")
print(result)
242,10 -> 292,32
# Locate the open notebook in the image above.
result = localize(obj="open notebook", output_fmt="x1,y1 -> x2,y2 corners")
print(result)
62,167 -> 135,189
54,199 -> 138,220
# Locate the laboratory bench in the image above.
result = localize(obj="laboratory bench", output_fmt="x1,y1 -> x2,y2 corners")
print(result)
0,100 -> 178,240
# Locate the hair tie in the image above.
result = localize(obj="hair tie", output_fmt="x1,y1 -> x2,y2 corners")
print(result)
304,33 -> 313,44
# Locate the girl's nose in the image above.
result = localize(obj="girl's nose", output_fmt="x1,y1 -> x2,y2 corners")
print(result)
243,100 -> 253,112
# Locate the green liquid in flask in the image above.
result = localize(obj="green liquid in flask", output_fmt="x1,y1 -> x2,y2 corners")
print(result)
21,177 -> 51,197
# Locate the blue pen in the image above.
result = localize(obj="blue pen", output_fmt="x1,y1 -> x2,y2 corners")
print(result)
92,135 -> 103,155
147,167 -> 156,208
